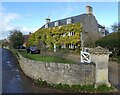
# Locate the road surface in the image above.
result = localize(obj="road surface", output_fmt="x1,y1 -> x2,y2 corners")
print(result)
1,48 -> 66,93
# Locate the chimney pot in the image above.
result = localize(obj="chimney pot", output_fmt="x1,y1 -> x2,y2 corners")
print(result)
86,6 -> 93,14
46,17 -> 51,23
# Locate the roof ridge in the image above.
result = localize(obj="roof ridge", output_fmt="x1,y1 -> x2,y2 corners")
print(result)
49,13 -> 86,23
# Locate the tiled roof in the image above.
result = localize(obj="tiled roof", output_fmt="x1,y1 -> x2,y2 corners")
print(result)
98,24 -> 105,28
41,14 -> 86,28
41,13 -> 104,29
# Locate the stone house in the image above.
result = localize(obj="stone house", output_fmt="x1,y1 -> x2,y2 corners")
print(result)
38,5 -> 108,50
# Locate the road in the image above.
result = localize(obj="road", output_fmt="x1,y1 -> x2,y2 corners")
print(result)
1,48 -> 66,93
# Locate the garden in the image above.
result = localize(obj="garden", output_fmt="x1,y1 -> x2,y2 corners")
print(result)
18,49 -> 75,64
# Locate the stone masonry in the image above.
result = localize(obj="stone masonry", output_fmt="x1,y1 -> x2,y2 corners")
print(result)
90,46 -> 112,88
18,53 -> 95,85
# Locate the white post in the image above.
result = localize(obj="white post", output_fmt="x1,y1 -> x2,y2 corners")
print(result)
80,32 -> 83,63
80,32 -> 84,51
80,32 -> 91,63
54,43 -> 56,52
64,44 -> 66,48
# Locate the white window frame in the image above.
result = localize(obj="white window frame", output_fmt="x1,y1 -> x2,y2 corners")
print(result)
54,21 -> 59,26
67,18 -> 72,24
63,33 -> 66,37
68,32 -> 71,36
99,28 -> 101,32
68,32 -> 75,36
45,24 -> 48,28
71,44 -> 74,49
61,44 -> 66,48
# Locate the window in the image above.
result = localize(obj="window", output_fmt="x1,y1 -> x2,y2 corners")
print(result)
62,33 -> 66,37
45,24 -> 48,28
68,32 -> 71,36
102,32 -> 105,34
71,44 -> 74,49
68,32 -> 75,36
61,44 -> 66,48
54,21 -> 59,26
71,32 -> 75,36
67,18 -> 72,24
68,44 -> 74,49
99,28 -> 101,32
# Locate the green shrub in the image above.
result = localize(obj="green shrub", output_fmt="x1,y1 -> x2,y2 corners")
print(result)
71,85 -> 82,91
55,83 -> 71,90
95,32 -> 120,48
35,79 -> 116,93
97,84 -> 114,92
38,78 -> 47,86
27,23 -> 82,53
95,32 -> 120,60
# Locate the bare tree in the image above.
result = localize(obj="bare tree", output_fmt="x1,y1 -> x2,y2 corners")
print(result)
111,22 -> 120,32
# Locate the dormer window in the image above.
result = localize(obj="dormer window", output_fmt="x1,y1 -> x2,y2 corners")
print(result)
67,18 -> 72,24
45,24 -> 48,28
54,21 -> 59,26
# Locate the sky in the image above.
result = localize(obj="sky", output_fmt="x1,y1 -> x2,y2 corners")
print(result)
0,2 -> 118,39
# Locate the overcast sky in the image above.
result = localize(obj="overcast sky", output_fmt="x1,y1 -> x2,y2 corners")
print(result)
0,2 -> 118,39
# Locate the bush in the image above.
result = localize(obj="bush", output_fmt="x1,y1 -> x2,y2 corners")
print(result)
38,78 -> 47,86
95,32 -> 120,58
55,83 -> 71,90
35,78 -> 116,93
97,84 -> 114,92
96,32 -> 120,48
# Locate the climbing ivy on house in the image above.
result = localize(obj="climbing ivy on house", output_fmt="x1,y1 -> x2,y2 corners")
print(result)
27,22 -> 82,50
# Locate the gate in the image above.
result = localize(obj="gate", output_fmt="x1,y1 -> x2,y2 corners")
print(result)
81,48 -> 91,63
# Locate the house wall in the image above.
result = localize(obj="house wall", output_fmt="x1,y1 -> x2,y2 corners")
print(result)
18,53 -> 95,85
99,28 -> 106,37
82,14 -> 101,46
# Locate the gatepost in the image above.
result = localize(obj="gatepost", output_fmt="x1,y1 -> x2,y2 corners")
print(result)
89,46 -> 112,88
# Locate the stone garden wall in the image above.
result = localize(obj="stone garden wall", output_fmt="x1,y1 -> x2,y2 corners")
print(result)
18,53 -> 95,85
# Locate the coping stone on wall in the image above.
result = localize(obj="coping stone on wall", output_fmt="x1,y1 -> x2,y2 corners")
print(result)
49,62 -> 58,67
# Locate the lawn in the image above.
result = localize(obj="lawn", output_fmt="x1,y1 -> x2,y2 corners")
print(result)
18,50 -> 75,64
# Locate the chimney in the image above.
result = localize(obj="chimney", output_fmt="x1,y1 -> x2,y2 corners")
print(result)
29,32 -> 31,35
86,5 -> 93,14
46,17 -> 51,23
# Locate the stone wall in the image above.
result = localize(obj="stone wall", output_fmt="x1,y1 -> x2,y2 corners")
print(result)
18,53 -> 95,85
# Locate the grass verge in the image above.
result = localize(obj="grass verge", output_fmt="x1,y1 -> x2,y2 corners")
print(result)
34,78 -> 117,93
